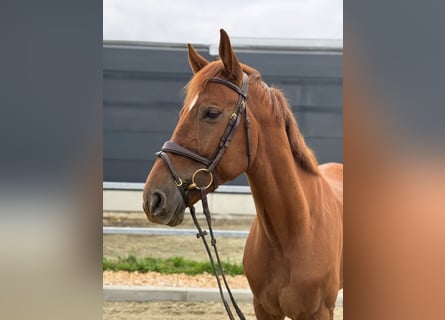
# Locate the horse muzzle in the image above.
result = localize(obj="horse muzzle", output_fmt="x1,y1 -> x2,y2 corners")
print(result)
143,187 -> 186,226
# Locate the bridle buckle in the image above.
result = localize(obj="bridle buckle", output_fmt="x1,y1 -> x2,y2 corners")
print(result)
175,178 -> 183,187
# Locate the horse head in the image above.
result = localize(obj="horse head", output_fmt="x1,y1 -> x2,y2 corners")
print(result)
143,29 -> 256,226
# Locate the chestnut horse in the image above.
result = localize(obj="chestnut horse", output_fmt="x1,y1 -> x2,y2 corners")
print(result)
143,30 -> 343,320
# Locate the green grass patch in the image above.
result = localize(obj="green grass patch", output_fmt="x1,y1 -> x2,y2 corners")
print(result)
103,255 -> 244,276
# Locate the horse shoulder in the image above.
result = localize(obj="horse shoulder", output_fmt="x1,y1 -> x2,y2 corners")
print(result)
318,162 -> 343,203
318,162 -> 343,289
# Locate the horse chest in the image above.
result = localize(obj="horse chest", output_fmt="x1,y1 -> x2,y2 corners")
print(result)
244,221 -> 332,317
243,225 -> 291,305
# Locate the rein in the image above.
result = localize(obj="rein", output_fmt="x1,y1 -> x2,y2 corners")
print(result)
156,73 -> 250,320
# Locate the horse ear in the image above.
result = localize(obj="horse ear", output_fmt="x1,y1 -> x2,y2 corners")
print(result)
219,29 -> 243,84
187,44 -> 209,74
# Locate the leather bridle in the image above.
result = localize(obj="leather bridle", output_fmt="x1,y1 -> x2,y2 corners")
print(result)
157,72 -> 251,205
155,72 -> 250,320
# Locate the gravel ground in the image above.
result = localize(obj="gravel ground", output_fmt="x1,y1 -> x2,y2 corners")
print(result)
103,270 -> 249,288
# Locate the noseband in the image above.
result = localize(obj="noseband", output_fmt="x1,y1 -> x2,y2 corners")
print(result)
155,72 -> 250,320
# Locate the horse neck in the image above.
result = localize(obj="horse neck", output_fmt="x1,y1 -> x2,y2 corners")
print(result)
246,128 -> 317,247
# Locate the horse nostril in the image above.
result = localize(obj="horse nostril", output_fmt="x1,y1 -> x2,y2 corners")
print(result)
150,190 -> 166,216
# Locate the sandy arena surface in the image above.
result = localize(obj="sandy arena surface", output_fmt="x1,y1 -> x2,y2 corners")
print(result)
103,301 -> 343,320
103,301 -> 258,320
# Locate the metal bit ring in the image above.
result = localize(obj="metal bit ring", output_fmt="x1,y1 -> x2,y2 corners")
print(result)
188,168 -> 213,190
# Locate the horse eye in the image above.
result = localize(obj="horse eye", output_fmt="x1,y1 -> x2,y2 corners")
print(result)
204,109 -> 222,120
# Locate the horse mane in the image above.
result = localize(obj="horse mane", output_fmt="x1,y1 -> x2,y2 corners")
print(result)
182,60 -> 320,175
268,87 -> 320,175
